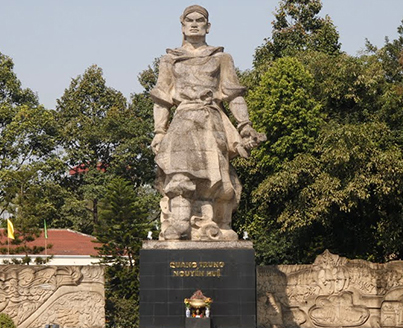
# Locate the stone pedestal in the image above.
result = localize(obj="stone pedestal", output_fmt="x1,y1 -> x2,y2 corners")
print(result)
139,241 -> 256,328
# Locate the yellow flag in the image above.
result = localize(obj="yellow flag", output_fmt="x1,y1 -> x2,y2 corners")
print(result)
7,219 -> 14,239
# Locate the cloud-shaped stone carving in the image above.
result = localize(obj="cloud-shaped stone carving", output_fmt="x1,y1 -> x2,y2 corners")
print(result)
309,292 -> 369,327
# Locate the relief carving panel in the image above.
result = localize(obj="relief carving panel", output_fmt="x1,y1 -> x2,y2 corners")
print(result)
0,265 -> 104,328
257,250 -> 403,328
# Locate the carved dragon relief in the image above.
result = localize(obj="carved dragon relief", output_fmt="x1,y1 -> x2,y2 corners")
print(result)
0,265 -> 104,328
257,250 -> 403,328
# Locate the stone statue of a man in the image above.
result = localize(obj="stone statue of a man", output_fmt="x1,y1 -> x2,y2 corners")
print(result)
150,5 -> 265,241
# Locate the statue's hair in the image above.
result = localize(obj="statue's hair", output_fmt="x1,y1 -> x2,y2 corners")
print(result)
180,5 -> 209,24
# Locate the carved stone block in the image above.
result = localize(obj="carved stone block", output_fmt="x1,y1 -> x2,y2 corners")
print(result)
0,265 -> 105,328
257,250 -> 403,328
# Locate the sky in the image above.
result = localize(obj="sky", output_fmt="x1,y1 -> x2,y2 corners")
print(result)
1,0 -> 403,109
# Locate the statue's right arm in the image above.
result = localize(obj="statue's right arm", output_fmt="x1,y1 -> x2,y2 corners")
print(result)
151,103 -> 170,154
150,55 -> 174,155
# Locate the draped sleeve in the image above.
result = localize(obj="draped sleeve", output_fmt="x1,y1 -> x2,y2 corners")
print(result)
219,53 -> 246,102
150,54 -> 175,108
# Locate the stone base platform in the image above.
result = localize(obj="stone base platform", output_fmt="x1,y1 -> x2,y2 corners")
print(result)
139,241 -> 256,328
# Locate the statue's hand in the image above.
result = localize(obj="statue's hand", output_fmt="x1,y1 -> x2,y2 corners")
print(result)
239,124 -> 267,150
151,133 -> 165,154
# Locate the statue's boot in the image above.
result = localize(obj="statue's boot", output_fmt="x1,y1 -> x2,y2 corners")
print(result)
162,196 -> 191,240
214,200 -> 238,240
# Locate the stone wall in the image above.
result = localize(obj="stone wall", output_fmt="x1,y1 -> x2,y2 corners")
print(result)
257,250 -> 403,328
0,265 -> 105,328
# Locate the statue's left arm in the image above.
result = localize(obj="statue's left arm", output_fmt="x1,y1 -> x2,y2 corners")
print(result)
229,96 -> 263,151
219,53 -> 267,156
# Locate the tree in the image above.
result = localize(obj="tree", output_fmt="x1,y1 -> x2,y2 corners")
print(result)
254,0 -> 341,67
0,166 -> 48,261
233,57 -> 323,236
108,92 -> 155,187
56,65 -> 127,168
55,65 -> 127,233
295,51 -> 386,123
0,52 -> 38,107
95,177 -> 158,328
247,56 -> 323,172
251,121 -> 403,263
366,20 -> 403,84
0,52 -> 58,175
115,59 -> 158,186
234,14 -> 403,264
0,52 -> 60,258
95,177 -> 156,266
364,22 -> 403,145
55,65 -> 156,234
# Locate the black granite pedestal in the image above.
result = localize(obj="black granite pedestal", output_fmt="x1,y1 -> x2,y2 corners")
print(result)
185,317 -> 211,328
139,241 -> 256,328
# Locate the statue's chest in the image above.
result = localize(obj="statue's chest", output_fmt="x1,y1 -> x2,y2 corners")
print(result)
173,57 -> 220,80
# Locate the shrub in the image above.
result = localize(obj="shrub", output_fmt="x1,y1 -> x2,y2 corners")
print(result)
0,313 -> 16,328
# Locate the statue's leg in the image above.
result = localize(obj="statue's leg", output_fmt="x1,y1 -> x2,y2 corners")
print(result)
164,195 -> 192,239
213,200 -> 238,240
160,173 -> 195,240
209,165 -> 241,240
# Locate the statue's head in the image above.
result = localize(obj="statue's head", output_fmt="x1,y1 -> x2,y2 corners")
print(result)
180,5 -> 211,41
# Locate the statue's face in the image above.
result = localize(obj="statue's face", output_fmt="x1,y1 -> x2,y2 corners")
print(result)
182,12 -> 210,39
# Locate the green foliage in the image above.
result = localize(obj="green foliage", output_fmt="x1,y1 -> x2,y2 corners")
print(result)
137,58 -> 159,92
234,6 -> 403,265
0,161 -> 62,258
233,56 -> 323,241
0,313 -> 16,328
95,177 -> 158,328
0,53 -> 59,209
104,265 -> 140,328
363,22 -> 403,146
64,169 -> 113,234
56,65 -> 127,168
297,51 -> 386,122
254,0 -> 341,67
366,20 -> 403,84
55,64 -> 155,234
111,91 -> 154,187
247,57 -> 323,173
0,51 -> 59,257
251,122 -> 403,263
95,177 -> 156,265
55,63 -> 155,185
0,52 -> 38,106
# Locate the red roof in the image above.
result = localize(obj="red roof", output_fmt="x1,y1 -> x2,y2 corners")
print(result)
0,229 -> 101,256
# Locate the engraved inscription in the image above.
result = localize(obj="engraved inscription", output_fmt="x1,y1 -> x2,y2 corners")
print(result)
169,261 -> 225,278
